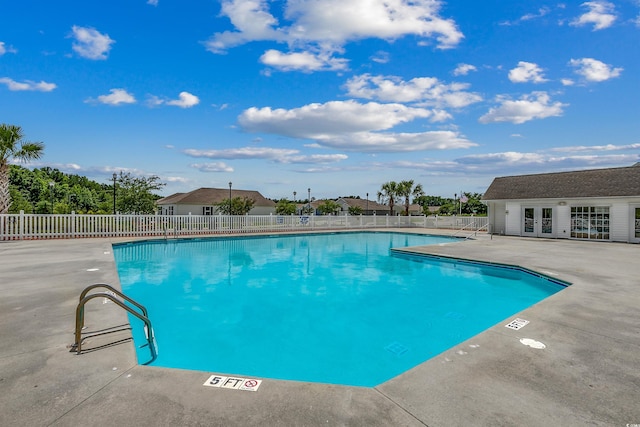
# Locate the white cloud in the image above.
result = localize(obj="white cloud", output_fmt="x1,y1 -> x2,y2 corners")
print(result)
311,130 -> 476,152
371,51 -> 390,64
520,7 -> 551,21
0,77 -> 57,92
260,49 -> 348,72
344,74 -> 482,109
184,146 -> 348,164
147,92 -> 200,108
569,58 -> 622,82
237,100 -> 476,152
239,100 -> 432,137
500,7 -> 551,25
147,0 -> 159,6
508,61 -> 548,83
447,151 -> 639,175
479,91 -> 567,124
453,63 -> 477,76
204,0 -> 464,60
190,162 -> 234,172
166,91 -> 200,108
0,42 -> 17,55
165,176 -> 190,183
550,143 -> 640,152
70,26 -> 115,60
285,153 -> 348,164
185,147 -> 299,160
89,88 -> 136,105
570,1 -> 616,30
561,78 -> 575,86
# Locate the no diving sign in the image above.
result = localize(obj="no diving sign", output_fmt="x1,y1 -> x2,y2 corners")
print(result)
203,375 -> 262,392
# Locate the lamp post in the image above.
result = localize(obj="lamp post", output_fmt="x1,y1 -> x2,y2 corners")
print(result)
112,173 -> 117,215
366,192 -> 369,215
228,181 -> 232,215
49,181 -> 55,214
307,187 -> 311,214
293,191 -> 297,214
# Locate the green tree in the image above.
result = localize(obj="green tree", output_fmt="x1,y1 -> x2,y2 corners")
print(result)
377,181 -> 399,215
348,205 -> 363,215
317,199 -> 341,215
460,192 -> 487,215
275,199 -> 296,215
0,124 -> 45,213
397,180 -> 424,216
216,196 -> 256,215
115,172 -> 165,214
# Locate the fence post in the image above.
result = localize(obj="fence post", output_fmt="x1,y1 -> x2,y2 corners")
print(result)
71,211 -> 76,238
19,210 -> 25,240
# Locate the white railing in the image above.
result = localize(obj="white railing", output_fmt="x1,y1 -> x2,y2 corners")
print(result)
0,212 -> 488,241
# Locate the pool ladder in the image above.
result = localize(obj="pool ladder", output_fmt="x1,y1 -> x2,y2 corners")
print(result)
70,283 -> 157,364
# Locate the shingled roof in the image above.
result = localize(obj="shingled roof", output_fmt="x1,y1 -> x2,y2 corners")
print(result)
482,164 -> 640,200
157,188 -> 275,207
337,197 -> 389,211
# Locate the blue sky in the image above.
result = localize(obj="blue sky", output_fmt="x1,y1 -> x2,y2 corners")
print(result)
1,1 -> 639,200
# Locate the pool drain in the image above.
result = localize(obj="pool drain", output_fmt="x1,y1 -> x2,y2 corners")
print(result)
385,341 -> 409,356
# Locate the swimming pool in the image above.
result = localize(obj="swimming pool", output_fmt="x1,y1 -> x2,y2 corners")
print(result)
113,232 -> 568,387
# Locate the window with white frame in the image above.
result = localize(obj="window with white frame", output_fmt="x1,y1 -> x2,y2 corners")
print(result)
203,206 -> 214,215
570,206 -> 609,240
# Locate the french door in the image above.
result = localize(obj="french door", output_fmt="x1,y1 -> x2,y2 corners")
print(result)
522,207 -> 554,237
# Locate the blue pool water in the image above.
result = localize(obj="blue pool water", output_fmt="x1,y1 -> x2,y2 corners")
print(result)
113,232 -> 567,387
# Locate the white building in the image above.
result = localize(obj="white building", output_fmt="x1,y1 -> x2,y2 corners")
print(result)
482,164 -> 640,243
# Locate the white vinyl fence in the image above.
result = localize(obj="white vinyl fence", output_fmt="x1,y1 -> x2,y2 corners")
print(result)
0,212 -> 487,241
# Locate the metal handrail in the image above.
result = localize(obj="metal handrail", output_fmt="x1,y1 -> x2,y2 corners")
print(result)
465,223 -> 489,239
78,283 -> 148,320
72,285 -> 157,364
452,220 -> 478,236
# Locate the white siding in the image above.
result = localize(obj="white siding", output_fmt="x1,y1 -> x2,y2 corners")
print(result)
610,202 -> 629,242
555,205 -> 571,238
488,197 -> 640,243
505,201 -> 521,235
488,202 -> 506,234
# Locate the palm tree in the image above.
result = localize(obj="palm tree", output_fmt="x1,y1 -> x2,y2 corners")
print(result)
0,124 -> 45,214
397,180 -> 425,216
377,181 -> 399,215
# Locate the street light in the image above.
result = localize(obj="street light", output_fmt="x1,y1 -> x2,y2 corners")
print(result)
454,193 -> 457,216
307,187 -> 311,214
293,191 -> 297,214
112,173 -> 117,215
228,182 -> 232,215
49,181 -> 55,214
366,192 -> 369,215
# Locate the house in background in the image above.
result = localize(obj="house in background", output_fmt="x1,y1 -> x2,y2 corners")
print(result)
336,198 -> 390,215
156,187 -> 276,215
482,164 -> 640,243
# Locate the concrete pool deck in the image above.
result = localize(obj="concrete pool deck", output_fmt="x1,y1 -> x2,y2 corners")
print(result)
1,231 -> 639,426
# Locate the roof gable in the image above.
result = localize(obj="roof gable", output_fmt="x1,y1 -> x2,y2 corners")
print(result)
483,164 -> 640,200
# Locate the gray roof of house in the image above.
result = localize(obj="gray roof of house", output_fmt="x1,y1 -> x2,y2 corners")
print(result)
337,198 -> 389,210
482,163 -> 640,200
157,188 -> 275,207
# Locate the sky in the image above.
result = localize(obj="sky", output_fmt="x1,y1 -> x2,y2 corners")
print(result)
1,1 -> 639,201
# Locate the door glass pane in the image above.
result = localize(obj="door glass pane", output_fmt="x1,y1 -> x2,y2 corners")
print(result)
636,208 -> 640,238
524,208 -> 534,233
541,208 -> 552,234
